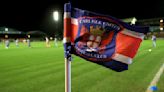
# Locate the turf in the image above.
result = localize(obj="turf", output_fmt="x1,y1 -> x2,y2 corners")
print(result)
0,40 -> 163,92
158,71 -> 164,92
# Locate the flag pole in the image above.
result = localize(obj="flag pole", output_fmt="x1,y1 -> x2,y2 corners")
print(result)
64,3 -> 72,92
65,58 -> 71,92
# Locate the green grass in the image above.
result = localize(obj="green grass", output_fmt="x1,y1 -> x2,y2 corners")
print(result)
0,40 -> 164,92
158,71 -> 164,92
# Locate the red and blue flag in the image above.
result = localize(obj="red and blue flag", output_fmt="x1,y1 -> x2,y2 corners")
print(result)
63,3 -> 149,72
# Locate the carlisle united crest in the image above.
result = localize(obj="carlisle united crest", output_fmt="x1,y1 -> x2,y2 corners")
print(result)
74,17 -> 123,62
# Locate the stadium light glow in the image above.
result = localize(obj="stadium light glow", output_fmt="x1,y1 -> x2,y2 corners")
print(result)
131,17 -> 137,25
5,35 -> 8,38
53,11 -> 59,21
160,27 -> 163,31
5,28 -> 8,31
160,19 -> 163,23
28,35 -> 30,38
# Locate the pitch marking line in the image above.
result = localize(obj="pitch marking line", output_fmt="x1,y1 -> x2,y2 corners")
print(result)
146,63 -> 164,92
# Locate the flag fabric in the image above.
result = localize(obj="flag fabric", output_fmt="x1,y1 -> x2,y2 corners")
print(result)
63,3 -> 149,72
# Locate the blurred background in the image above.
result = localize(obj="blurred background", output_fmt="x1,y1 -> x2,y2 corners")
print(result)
0,0 -> 163,42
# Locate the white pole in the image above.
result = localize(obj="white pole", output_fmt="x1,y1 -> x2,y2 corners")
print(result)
65,58 -> 71,92
64,3 -> 72,92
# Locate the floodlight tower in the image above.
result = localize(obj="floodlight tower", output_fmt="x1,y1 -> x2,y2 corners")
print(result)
53,11 -> 59,21
53,11 -> 59,37
131,17 -> 137,25
160,19 -> 163,31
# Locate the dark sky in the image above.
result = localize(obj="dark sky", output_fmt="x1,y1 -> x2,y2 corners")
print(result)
0,0 -> 163,35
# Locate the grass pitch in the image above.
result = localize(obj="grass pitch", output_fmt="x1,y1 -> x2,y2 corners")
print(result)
0,40 -> 164,92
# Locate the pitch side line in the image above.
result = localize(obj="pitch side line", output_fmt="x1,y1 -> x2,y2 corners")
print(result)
146,62 -> 164,92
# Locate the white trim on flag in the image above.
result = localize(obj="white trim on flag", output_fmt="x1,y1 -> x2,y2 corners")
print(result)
64,12 -> 71,18
121,29 -> 145,40
71,18 -> 78,25
112,53 -> 132,64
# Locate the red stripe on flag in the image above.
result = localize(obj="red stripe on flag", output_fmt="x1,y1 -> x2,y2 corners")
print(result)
71,24 -> 78,42
64,18 -> 78,43
64,18 -> 71,38
115,32 -> 142,58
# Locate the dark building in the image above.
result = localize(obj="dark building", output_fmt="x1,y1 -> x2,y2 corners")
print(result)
122,17 -> 164,38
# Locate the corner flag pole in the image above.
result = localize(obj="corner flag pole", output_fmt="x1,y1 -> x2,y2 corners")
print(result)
64,3 -> 72,92
65,58 -> 71,92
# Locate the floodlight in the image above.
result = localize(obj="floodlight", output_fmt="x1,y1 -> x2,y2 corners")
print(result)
160,19 -> 163,23
53,11 -> 59,21
5,28 -> 8,31
160,27 -> 163,31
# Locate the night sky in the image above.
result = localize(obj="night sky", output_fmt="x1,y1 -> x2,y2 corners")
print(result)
0,0 -> 163,35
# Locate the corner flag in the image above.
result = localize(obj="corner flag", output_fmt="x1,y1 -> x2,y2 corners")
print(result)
64,3 -> 149,72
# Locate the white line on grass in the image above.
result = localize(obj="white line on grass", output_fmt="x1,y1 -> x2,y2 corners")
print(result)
146,63 -> 164,92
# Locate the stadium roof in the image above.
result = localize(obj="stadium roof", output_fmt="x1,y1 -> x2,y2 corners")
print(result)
0,27 -> 26,34
27,30 -> 47,36
122,17 -> 137,23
